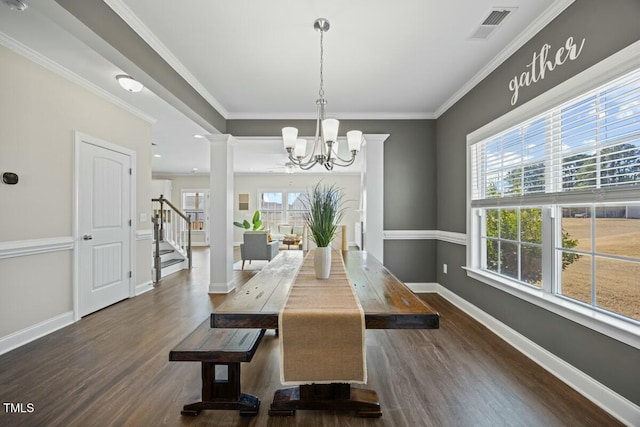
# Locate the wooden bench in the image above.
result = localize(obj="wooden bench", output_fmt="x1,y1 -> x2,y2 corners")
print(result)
169,319 -> 265,417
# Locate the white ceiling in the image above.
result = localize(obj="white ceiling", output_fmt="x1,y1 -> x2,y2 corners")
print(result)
0,0 -> 567,174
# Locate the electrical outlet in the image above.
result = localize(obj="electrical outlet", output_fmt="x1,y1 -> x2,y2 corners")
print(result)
443,263 -> 448,274
140,213 -> 147,222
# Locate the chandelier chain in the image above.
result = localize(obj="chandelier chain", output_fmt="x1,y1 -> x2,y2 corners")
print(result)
319,28 -> 324,99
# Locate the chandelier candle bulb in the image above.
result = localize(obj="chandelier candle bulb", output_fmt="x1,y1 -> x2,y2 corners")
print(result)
347,130 -> 363,152
294,139 -> 307,158
321,119 -> 339,142
282,127 -> 298,149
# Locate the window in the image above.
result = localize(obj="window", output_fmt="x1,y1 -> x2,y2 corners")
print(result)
258,190 -> 306,229
182,190 -> 208,231
468,65 -> 640,341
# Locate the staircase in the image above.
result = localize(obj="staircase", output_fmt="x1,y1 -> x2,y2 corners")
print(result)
154,240 -> 187,278
152,194 -> 192,283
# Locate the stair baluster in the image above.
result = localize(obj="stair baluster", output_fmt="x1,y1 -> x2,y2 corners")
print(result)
152,194 -> 192,284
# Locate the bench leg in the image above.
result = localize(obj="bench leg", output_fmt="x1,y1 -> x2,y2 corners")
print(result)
181,362 -> 260,417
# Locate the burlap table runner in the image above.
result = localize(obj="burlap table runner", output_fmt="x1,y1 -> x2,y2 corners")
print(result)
279,250 -> 366,385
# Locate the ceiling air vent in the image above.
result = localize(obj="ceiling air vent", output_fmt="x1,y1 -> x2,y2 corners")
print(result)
470,7 -> 516,40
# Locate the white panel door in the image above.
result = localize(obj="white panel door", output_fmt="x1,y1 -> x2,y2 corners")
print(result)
79,140 -> 131,317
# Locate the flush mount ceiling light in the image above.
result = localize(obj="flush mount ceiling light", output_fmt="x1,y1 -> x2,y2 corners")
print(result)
116,74 -> 144,92
2,0 -> 28,11
282,18 -> 363,171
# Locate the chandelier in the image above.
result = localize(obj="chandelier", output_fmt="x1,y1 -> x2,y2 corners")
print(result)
282,18 -> 363,171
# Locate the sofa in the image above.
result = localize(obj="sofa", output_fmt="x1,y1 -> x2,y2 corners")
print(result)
270,224 -> 305,243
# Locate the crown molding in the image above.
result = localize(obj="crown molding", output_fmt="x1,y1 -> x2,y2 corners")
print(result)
434,0 -> 575,118
227,112 -> 437,120
0,31 -> 156,124
104,0 -> 229,119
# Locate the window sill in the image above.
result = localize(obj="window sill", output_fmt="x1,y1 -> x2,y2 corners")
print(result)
464,267 -> 640,350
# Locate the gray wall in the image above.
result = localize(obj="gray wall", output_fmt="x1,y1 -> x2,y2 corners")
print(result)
436,0 -> 640,405
228,119 -> 438,281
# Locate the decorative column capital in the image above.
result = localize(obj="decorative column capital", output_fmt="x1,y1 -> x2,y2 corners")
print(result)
206,134 -> 237,145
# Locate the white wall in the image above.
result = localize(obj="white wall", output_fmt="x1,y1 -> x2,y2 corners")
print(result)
0,45 -> 152,340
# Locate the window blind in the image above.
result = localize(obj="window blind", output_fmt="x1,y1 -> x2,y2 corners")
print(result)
471,68 -> 640,207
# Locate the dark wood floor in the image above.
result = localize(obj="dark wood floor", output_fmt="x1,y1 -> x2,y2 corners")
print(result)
0,248 -> 621,426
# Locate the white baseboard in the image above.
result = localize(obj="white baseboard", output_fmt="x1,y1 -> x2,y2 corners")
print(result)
159,260 -> 187,278
135,281 -> 154,296
0,311 -> 74,356
405,282 -> 640,427
209,281 -> 236,294
405,282 -> 439,293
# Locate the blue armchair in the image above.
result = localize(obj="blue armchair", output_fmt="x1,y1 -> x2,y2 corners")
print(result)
240,231 -> 280,270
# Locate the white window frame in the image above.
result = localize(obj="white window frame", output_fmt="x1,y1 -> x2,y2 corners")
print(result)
257,188 -> 307,228
466,41 -> 640,350
181,189 -> 209,240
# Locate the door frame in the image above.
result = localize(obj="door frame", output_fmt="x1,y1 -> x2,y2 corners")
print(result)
73,132 -> 137,321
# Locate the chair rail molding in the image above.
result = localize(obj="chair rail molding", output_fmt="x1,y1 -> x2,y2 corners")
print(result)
384,230 -> 467,245
0,237 -> 74,260
136,229 -> 154,241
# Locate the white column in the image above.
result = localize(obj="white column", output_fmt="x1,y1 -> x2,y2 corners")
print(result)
208,134 -> 236,293
362,134 -> 389,263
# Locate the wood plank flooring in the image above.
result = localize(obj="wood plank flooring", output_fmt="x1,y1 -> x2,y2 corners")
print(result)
0,248 -> 621,426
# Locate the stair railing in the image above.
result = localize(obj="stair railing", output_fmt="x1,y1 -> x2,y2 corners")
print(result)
152,194 -> 192,284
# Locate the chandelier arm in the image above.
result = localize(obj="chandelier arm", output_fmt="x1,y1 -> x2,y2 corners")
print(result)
329,154 -> 357,167
287,152 -> 304,165
326,140 -> 334,164
299,158 -> 321,170
329,144 -> 357,163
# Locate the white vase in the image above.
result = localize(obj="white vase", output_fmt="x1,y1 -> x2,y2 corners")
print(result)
314,246 -> 332,279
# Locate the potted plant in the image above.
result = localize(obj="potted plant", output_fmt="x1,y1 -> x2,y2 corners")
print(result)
302,182 -> 346,279
233,210 -> 264,231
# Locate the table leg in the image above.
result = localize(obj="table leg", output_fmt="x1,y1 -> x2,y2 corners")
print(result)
268,383 -> 381,417
181,362 -> 260,417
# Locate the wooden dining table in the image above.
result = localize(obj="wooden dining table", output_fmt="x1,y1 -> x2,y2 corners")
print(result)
211,250 -> 440,417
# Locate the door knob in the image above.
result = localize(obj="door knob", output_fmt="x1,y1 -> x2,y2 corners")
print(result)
82,234 -> 93,240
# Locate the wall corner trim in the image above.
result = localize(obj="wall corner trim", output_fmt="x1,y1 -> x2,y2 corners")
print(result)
0,311 -> 74,356
405,282 -> 640,427
0,237 -> 74,260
